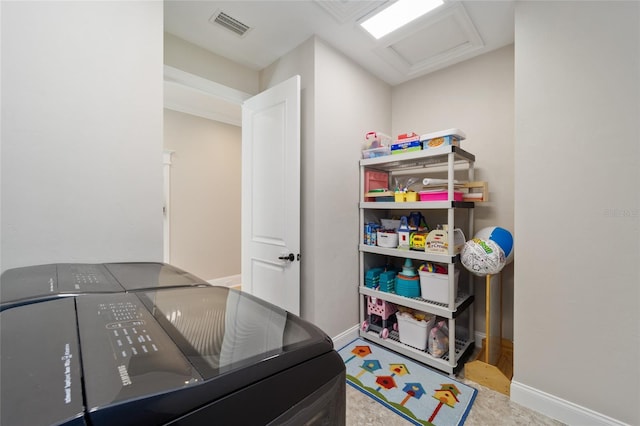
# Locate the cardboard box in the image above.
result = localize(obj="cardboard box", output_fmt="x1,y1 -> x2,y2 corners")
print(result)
391,139 -> 421,154
425,228 -> 466,254
420,128 -> 466,150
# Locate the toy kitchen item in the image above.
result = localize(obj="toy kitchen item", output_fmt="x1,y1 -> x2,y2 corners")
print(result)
410,232 -> 428,251
425,227 -> 466,254
362,296 -> 398,339
420,128 -> 466,150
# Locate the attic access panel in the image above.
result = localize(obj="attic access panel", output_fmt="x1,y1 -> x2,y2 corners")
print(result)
374,3 -> 484,78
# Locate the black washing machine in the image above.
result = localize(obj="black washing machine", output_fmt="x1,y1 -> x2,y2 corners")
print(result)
0,262 -> 208,311
0,285 -> 345,425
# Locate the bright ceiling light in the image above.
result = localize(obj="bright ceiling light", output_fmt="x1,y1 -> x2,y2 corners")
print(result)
360,0 -> 444,39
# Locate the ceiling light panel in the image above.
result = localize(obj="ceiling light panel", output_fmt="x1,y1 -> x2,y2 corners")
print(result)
360,0 -> 444,39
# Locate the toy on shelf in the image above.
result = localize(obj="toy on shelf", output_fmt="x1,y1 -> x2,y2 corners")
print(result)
397,217 -> 411,250
429,319 -> 450,358
395,259 -> 421,298
361,296 -> 398,339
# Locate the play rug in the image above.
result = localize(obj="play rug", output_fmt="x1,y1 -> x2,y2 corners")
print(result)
338,338 -> 477,426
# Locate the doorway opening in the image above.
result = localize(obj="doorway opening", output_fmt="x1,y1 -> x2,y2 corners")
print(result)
163,65 -> 249,285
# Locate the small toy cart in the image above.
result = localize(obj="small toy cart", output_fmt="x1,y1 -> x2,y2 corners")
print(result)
361,296 -> 398,339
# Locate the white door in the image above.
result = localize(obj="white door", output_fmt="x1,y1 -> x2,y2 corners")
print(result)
241,75 -> 300,315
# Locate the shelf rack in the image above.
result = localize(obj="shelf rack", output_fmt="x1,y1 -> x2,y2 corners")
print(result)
358,145 -> 476,376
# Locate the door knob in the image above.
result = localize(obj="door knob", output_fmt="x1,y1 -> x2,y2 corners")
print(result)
278,253 -> 295,262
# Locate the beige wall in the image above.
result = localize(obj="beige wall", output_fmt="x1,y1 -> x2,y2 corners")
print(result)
164,33 -> 259,95
260,37 -> 391,336
164,109 -> 241,281
513,2 -> 639,424
313,39 -> 392,337
2,1 -> 164,271
260,37 -> 317,321
392,45 -> 515,340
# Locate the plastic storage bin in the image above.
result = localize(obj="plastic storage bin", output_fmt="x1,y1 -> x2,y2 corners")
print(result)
418,190 -> 463,201
377,230 -> 398,248
419,269 -> 460,304
364,171 -> 389,201
396,312 -> 434,351
362,131 -> 392,159
362,146 -> 391,158
378,271 -> 396,293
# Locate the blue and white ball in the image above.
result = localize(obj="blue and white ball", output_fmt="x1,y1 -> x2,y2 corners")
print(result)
475,226 -> 514,264
461,238 -> 506,276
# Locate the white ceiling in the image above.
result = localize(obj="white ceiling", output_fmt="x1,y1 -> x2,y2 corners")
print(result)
164,0 -> 515,87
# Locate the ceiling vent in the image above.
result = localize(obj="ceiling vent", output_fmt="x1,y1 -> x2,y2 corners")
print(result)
209,10 -> 252,37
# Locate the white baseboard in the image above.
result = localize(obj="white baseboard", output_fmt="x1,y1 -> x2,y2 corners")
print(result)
331,325 -> 360,350
510,380 -> 629,426
207,274 -> 241,288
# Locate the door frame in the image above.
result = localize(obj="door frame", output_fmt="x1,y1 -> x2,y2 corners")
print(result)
162,66 -> 251,263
